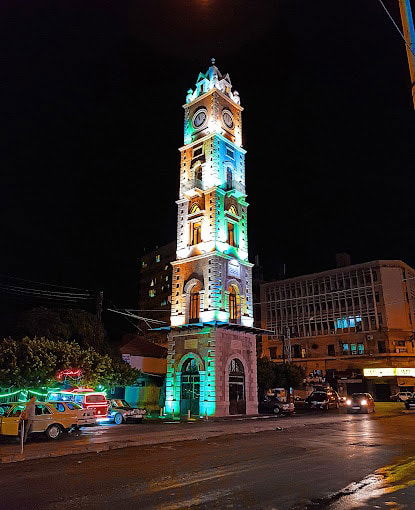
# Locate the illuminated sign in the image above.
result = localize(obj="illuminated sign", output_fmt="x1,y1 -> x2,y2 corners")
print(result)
363,368 -> 415,378
56,368 -> 83,380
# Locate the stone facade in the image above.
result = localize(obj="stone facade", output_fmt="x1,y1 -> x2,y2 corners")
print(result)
164,60 -> 258,417
166,326 -> 258,417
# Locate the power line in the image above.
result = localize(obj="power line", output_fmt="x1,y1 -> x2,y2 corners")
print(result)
0,283 -> 92,299
0,274 -> 91,292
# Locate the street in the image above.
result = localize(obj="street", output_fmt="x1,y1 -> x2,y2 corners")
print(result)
0,405 -> 414,509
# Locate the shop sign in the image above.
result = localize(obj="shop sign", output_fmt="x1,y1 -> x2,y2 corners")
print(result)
363,367 -> 415,378
396,368 -> 415,377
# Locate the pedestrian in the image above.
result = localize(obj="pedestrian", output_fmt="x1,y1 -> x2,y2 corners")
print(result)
20,396 -> 36,443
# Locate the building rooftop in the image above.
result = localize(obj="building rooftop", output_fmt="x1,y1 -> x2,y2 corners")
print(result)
262,260 -> 414,287
120,334 -> 167,359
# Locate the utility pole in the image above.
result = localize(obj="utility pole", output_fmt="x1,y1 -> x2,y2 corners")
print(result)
399,0 -> 415,108
282,326 -> 292,364
281,326 -> 292,406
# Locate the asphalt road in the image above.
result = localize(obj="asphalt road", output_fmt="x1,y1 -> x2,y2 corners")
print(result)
0,409 -> 414,509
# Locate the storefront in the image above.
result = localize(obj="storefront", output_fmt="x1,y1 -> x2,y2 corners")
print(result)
363,367 -> 415,399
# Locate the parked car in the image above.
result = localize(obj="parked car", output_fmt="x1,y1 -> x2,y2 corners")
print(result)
346,393 -> 375,413
305,391 -> 340,411
48,388 -> 109,421
390,391 -> 413,402
404,395 -> 415,410
258,395 -> 294,416
108,399 -> 147,424
47,401 -> 96,427
0,401 -> 79,440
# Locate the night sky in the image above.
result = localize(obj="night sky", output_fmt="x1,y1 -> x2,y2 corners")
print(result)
2,0 -> 415,307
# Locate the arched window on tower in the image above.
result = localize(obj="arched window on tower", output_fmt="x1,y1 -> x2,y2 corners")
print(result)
227,222 -> 236,247
195,166 -> 202,182
190,222 -> 202,245
229,286 -> 240,323
189,282 -> 202,323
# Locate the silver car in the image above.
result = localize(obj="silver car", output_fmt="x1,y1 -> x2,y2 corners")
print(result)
108,399 -> 146,424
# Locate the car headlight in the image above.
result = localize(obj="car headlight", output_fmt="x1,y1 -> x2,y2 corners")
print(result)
346,399 -> 352,406
360,399 -> 368,406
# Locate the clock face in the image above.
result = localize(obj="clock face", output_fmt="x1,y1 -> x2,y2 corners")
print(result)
192,109 -> 207,129
222,109 -> 234,129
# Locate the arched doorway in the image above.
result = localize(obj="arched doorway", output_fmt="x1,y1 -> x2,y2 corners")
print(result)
180,358 -> 200,415
229,358 -> 246,415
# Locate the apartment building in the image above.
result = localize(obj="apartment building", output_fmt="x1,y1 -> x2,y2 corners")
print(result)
138,241 -> 176,344
260,260 -> 415,399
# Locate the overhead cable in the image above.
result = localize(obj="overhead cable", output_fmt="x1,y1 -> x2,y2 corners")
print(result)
377,0 -> 415,57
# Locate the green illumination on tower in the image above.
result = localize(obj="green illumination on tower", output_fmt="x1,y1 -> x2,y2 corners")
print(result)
165,59 -> 257,418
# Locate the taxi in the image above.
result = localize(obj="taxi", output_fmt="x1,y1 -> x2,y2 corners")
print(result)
0,401 -> 79,440
47,401 -> 96,427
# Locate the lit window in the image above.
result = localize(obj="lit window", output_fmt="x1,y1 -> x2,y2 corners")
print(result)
189,289 -> 200,322
149,289 -> 156,297
191,222 -> 202,245
350,344 -> 357,355
335,316 -> 361,329
342,343 -> 349,354
229,286 -> 239,323
228,204 -> 238,216
227,222 -> 236,247
357,343 -> 364,355
155,254 -> 160,262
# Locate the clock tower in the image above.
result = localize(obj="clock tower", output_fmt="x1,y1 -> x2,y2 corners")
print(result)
163,60 -> 259,417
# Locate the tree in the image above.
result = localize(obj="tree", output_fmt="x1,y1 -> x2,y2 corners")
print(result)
0,337 -> 139,389
257,357 -> 277,395
257,358 -> 305,400
274,363 -> 305,391
8,307 -> 107,353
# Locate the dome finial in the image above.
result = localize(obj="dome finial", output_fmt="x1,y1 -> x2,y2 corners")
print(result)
211,57 -> 215,65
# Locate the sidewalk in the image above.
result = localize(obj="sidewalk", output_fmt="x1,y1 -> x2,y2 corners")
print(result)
0,403 -> 404,464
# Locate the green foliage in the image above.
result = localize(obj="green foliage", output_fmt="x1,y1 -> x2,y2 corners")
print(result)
9,307 -> 107,353
0,337 -> 139,389
274,363 -> 305,390
257,357 -> 277,393
257,357 -> 305,394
